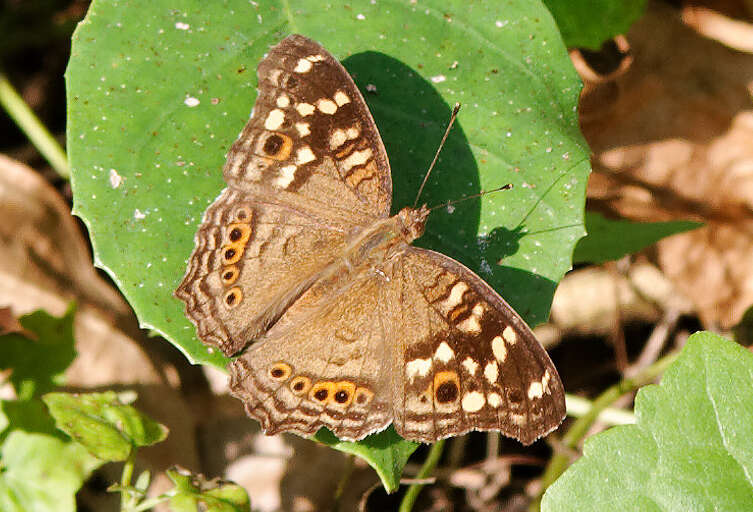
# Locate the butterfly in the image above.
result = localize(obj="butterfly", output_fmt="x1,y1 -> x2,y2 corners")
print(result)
175,34 -> 565,444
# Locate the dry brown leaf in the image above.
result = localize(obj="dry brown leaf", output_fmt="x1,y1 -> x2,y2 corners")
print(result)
579,1 -> 753,328
0,154 -> 199,498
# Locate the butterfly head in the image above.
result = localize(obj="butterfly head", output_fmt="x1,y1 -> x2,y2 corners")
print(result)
396,205 -> 431,243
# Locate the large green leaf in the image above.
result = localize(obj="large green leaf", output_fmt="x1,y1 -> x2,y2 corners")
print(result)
67,0 -> 589,489
314,427 -> 418,494
67,0 -> 589,365
543,0 -> 648,49
542,332 -> 753,511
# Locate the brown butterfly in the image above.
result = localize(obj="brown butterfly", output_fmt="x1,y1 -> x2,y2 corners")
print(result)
175,34 -> 565,444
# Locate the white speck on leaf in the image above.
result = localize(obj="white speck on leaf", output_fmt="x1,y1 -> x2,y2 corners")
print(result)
134,209 -> 146,220
431,75 -> 446,83
184,96 -> 200,107
175,22 -> 190,30
356,13 -> 366,20
109,169 -> 122,188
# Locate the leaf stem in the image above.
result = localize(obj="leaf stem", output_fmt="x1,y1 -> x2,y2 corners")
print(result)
120,452 -> 135,512
399,439 -> 446,512
0,71 -> 70,178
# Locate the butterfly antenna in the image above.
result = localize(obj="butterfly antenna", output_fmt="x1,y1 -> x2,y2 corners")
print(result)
428,184 -> 513,213
413,102 -> 462,208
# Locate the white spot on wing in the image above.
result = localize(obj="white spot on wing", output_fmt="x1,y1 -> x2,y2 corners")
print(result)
461,357 -> 478,376
264,109 -> 285,130
317,98 -> 337,114
294,58 -> 313,73
503,325 -> 518,345
341,148 -> 372,171
406,358 -> 432,382
295,122 -> 311,137
295,146 -> 316,164
439,282 -> 468,313
329,128 -> 347,149
274,165 -> 297,188
434,342 -> 455,363
296,103 -> 315,116
276,94 -> 290,108
491,336 -> 507,362
334,90 -> 351,106
487,392 -> 501,408
461,391 -> 485,412
484,361 -> 499,384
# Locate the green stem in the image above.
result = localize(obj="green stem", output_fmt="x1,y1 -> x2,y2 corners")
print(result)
530,352 -> 677,511
0,72 -> 70,178
120,452 -> 135,512
399,439 -> 446,512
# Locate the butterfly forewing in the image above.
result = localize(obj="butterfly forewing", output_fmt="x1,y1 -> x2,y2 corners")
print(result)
224,34 -> 392,217
228,271 -> 394,440
176,34 -> 566,444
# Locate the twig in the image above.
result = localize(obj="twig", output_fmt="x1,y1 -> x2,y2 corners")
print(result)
0,72 -> 70,178
399,439 -> 446,512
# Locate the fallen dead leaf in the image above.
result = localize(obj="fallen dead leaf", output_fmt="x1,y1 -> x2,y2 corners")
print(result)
579,1 -> 753,328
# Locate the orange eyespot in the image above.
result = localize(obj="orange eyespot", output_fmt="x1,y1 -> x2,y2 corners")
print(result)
222,287 -> 242,308
332,381 -> 357,407
354,387 -> 374,405
309,381 -> 336,404
290,376 -> 311,395
221,266 -> 239,285
269,362 -> 292,381
434,371 -> 460,404
225,223 -> 252,246
221,242 -> 244,265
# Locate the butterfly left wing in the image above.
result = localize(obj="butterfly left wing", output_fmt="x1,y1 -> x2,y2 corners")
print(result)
388,247 -> 566,445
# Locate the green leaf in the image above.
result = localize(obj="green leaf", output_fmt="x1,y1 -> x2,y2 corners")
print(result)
0,431 -> 102,512
0,399 -> 60,442
166,468 -> 251,512
314,427 -> 419,494
573,211 -> 702,264
42,391 -> 168,462
67,0 -> 589,367
0,307 -> 76,400
542,332 -> 753,511
543,0 -> 648,50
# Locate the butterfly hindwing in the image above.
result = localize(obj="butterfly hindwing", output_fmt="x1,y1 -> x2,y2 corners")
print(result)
228,270 -> 393,441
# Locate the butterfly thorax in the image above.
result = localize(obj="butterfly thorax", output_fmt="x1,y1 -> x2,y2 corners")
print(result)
342,205 -> 430,270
